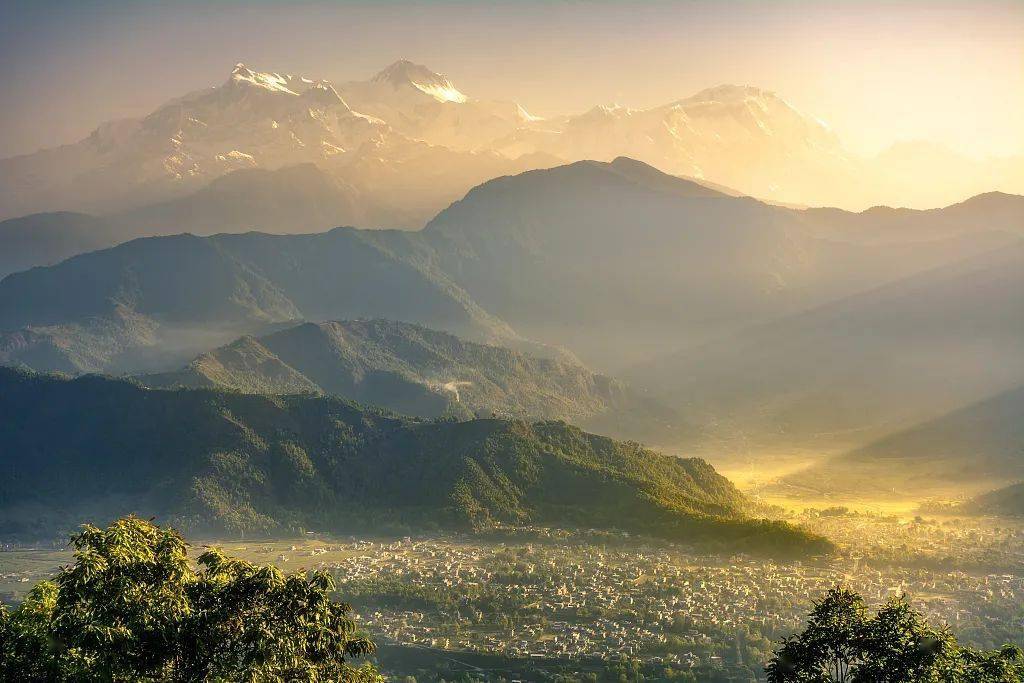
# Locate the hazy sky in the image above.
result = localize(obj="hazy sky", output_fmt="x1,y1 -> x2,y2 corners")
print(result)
1,0 -> 1022,159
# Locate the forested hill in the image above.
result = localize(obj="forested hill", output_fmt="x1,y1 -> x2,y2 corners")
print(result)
0,367 -> 828,556
139,319 -> 689,445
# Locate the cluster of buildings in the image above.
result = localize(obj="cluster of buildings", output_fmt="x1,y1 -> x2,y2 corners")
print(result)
2,513 -> 1021,676
313,521 -> 1023,669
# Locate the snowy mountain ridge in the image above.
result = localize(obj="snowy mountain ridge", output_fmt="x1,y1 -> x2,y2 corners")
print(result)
0,60 -> 1019,225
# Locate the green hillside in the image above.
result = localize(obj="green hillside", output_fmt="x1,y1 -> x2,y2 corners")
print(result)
0,367 -> 828,556
140,319 -> 689,444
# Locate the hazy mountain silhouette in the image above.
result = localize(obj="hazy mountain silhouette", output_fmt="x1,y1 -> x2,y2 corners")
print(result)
788,384 -> 1024,497
422,157 -> 1019,368
0,212 -> 123,279
1,157 -> 1019,380
3,61 -> 1018,229
626,242 -> 1024,450
795,191 -> 1024,245
0,162 -> 484,278
0,229 -> 519,374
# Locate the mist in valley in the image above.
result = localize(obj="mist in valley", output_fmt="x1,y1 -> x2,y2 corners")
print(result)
1,2 -> 1022,681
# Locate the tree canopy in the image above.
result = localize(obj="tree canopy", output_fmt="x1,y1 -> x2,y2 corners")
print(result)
0,367 -> 829,558
0,516 -> 380,682
766,587 -> 1024,682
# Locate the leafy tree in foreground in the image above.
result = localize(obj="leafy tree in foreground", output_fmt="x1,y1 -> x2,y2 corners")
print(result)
0,516 -> 380,682
766,586 -> 1024,682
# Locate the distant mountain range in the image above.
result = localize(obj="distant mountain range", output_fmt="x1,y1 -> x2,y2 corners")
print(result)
626,241 -> 1024,450
0,163 -> 409,280
4,158 -> 1018,376
0,227 -> 521,374
0,62 -> 555,229
420,158 -> 1022,368
0,157 -> 1021,503
1,61 -> 1020,231
0,367 -> 827,556
139,319 -> 689,445
0,212 -> 124,279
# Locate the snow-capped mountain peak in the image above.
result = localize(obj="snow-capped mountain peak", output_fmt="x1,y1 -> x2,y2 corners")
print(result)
229,63 -> 303,95
371,59 -> 467,103
227,63 -> 346,105
6,59 -> 998,223
682,84 -> 777,105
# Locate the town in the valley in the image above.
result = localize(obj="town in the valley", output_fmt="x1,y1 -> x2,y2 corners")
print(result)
3,511 -> 1022,681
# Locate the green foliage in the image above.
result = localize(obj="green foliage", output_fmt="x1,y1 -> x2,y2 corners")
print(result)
0,368 -> 829,557
766,587 -> 1024,682
140,318 -> 689,446
0,516 -> 380,682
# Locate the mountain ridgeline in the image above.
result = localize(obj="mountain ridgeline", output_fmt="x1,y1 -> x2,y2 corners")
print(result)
2,61 -> 1020,230
0,212 -> 126,279
0,61 -> 557,229
0,227 -> 520,374
140,319 -> 688,444
789,384 -> 1024,498
626,241 -> 1024,453
421,158 -> 1022,367
0,367 -> 828,556
0,157 -> 1022,502
3,158 -> 1020,375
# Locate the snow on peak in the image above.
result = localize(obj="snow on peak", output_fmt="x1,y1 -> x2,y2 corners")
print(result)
675,83 -> 835,140
577,103 -> 634,122
301,81 -> 345,106
682,84 -> 778,105
372,59 -> 467,103
227,63 -> 344,104
516,103 -> 543,123
229,63 -> 301,95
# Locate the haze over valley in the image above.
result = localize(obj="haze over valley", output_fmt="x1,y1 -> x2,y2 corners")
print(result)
1,2 -> 1023,681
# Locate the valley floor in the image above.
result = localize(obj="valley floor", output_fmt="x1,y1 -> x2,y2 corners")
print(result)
2,508 -> 1021,682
